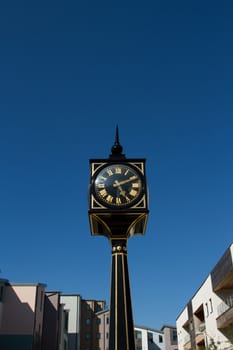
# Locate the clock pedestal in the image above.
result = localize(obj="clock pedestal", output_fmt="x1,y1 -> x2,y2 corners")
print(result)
88,128 -> 149,350
109,239 -> 135,350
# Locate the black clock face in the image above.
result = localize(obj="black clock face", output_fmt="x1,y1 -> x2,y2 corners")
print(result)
94,164 -> 143,208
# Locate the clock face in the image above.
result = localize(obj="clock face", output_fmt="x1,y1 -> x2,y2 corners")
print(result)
94,164 -> 143,208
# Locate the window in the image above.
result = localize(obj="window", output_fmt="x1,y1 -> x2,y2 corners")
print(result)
172,330 -> 177,342
209,298 -> 213,313
96,318 -> 101,325
96,333 -> 101,339
86,318 -> 91,325
159,335 -> 163,343
205,302 -> 209,317
85,332 -> 91,340
106,317 -> 109,324
0,286 -> 4,302
95,303 -> 102,312
64,311 -> 69,331
148,332 -> 153,343
135,331 -> 142,339
86,303 -> 91,311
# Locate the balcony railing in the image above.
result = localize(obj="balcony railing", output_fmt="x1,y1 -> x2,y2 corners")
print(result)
184,334 -> 191,345
217,295 -> 233,317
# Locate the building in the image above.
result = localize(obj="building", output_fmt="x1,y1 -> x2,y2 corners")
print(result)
60,294 -> 82,350
95,308 -> 110,350
161,325 -> 178,350
134,325 -> 165,350
42,291 -> 65,350
0,278 -> 177,350
0,280 -> 46,350
80,299 -> 106,350
176,243 -> 233,350
86,307 -> 177,350
0,281 -> 106,350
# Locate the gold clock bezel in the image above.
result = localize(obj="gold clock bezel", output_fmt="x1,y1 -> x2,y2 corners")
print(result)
93,163 -> 144,209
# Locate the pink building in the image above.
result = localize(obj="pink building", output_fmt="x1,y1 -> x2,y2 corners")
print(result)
0,279 -> 45,350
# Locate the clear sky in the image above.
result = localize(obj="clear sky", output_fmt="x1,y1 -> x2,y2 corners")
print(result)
0,0 -> 233,329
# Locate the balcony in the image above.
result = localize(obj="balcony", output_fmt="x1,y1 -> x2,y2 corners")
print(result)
195,332 -> 205,346
217,295 -> 233,329
183,334 -> 191,350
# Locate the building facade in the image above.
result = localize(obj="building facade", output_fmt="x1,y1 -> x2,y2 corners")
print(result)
134,325 -> 165,350
0,280 -> 46,350
60,294 -> 82,350
42,291 -> 64,350
0,278 -> 178,350
161,325 -> 178,350
176,243 -> 233,350
80,299 -> 106,350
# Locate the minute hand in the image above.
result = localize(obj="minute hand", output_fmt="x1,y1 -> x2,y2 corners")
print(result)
113,176 -> 137,187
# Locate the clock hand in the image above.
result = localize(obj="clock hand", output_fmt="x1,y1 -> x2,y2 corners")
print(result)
113,176 -> 137,187
113,181 -> 130,200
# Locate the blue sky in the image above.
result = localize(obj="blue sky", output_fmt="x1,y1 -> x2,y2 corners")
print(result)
0,0 -> 233,329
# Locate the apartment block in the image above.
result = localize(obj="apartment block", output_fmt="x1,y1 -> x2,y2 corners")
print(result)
176,243 -> 233,350
0,278 -> 178,350
135,325 -> 165,350
60,294 -> 81,350
0,280 -> 46,350
80,299 -> 106,350
161,325 -> 178,350
42,291 -> 64,350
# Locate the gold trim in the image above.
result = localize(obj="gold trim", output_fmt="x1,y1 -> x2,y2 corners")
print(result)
128,161 -> 144,175
89,214 -> 112,235
91,162 -> 107,176
91,195 -> 106,209
115,253 -> 117,350
122,253 -> 129,350
91,193 -> 147,210
127,213 -> 147,236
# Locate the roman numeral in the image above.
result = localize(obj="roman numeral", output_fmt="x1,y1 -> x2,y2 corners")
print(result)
106,195 -> 113,203
97,183 -> 105,188
116,197 -> 122,205
132,183 -> 139,188
99,189 -> 107,197
130,189 -> 137,197
115,167 -> 122,174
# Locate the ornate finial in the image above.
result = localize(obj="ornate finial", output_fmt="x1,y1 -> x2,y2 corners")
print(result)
109,126 -> 125,159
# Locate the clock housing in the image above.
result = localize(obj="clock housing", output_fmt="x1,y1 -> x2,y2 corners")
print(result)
93,163 -> 143,209
90,159 -> 148,211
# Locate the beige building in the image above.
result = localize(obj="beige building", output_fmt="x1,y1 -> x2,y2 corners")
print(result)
0,280 -> 46,350
0,278 -> 178,350
176,243 -> 233,350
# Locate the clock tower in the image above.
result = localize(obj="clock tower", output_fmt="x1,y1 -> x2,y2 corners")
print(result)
88,127 -> 149,350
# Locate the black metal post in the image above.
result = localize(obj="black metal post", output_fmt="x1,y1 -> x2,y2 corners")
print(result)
109,239 -> 135,350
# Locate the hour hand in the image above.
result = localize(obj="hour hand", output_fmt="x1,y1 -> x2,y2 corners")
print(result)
114,181 -> 128,199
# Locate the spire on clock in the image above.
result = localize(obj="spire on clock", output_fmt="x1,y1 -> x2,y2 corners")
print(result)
109,125 -> 125,159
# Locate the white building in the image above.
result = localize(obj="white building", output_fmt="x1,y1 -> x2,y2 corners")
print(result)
176,243 -> 233,350
60,294 -> 81,350
135,325 -> 165,350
